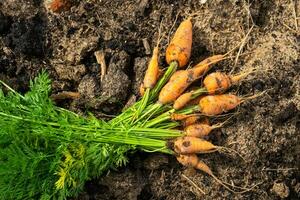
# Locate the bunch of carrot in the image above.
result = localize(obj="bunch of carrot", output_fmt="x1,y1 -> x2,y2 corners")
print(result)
0,16 -> 262,199
138,17 -> 261,192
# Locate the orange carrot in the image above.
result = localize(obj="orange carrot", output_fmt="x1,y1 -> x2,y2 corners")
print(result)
173,92 -> 193,110
143,47 -> 160,88
143,23 -> 164,89
166,18 -> 192,67
203,70 -> 254,94
182,115 -> 201,127
170,113 -> 191,121
173,136 -> 217,154
184,122 -> 223,138
173,136 -> 245,161
47,0 -> 71,12
198,94 -> 241,116
169,70 -> 185,81
176,154 -> 213,174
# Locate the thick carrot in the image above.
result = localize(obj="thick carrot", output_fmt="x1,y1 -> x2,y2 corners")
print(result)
166,18 -> 192,67
159,55 -> 225,104
203,70 -> 254,94
198,94 -> 241,116
173,136 -> 217,154
169,70 -> 185,81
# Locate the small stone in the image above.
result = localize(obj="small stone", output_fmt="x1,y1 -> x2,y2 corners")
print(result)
271,182 -> 290,198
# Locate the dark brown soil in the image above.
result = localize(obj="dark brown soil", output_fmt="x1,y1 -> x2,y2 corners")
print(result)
0,0 -> 299,199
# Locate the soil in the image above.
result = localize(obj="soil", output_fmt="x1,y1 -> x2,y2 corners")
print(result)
0,0 -> 299,199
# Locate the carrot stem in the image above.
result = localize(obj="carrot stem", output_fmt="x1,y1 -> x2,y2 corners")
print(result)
191,87 -> 207,99
149,61 -> 178,101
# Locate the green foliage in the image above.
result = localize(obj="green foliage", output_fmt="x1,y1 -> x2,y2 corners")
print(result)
0,71 -> 182,199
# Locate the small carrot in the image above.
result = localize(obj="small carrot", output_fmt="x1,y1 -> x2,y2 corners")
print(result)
46,0 -> 71,12
171,113 -> 191,121
182,115 -> 201,127
173,136 -> 244,160
143,23 -> 163,89
173,136 -> 217,154
176,154 -> 213,174
173,89 -> 206,110
143,47 -> 160,89
166,17 -> 192,68
176,154 -> 250,193
173,92 -> 193,110
184,122 -> 223,138
182,116 -> 209,127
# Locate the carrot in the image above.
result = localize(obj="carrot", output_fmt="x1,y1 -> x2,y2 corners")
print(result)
169,70 -> 185,81
182,115 -> 201,127
173,92 -> 193,110
166,18 -> 192,68
47,0 -> 71,12
176,154 -> 213,174
184,122 -> 223,138
143,23 -> 164,89
171,113 -> 191,121
203,70 -> 254,94
159,55 -> 225,104
198,94 -> 241,116
143,47 -> 160,88
173,136 -> 217,154
182,116 -> 209,127
176,154 -> 251,193
198,92 -> 266,116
